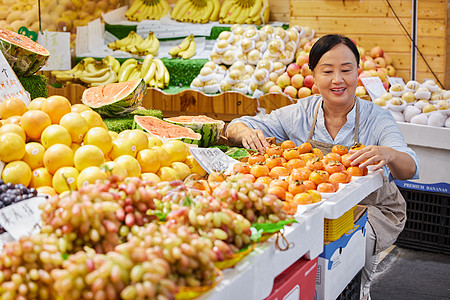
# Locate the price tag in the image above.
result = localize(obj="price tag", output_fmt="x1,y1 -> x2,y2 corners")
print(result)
0,51 -> 31,106
189,147 -> 239,174
38,30 -> 71,71
88,19 -> 106,53
387,76 -> 405,87
102,6 -> 129,25
75,26 -> 90,57
360,76 -> 386,100
0,196 -> 47,240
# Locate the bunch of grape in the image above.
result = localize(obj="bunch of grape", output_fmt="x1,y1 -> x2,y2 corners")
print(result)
129,222 -> 219,287
39,186 -> 122,254
52,243 -> 178,300
0,180 -> 38,208
0,233 -> 65,299
212,174 -> 288,224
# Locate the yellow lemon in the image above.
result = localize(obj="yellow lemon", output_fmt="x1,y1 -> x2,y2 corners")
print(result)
108,131 -> 119,139
0,97 -> 27,119
157,166 -> 178,182
28,97 -> 46,110
2,161 -> 31,186
52,166 -> 79,193
41,95 -> 72,124
80,110 -> 107,129
100,161 -> 128,179
109,138 -> 137,160
43,144 -> 74,174
0,132 -> 25,162
29,167 -> 53,188
184,155 -> 207,177
0,123 -> 26,141
136,148 -> 160,173
36,186 -> 57,196
77,166 -> 108,190
74,145 -> 105,171
152,146 -> 171,167
40,124 -> 72,149
162,140 -> 188,163
171,161 -> 191,180
83,127 -> 113,155
114,155 -> 141,178
125,130 -> 149,152
59,112 -> 89,143
141,172 -> 161,184
71,103 -> 92,113
20,110 -> 51,141
148,136 -> 163,147
22,142 -> 46,170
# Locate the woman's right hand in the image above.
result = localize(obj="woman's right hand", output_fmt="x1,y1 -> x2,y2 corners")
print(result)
226,122 -> 269,154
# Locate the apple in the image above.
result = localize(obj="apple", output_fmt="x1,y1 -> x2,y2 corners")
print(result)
269,85 -> 283,93
370,46 -> 384,58
374,57 -> 386,68
358,71 -> 371,86
284,86 -> 298,98
376,68 -> 388,81
386,65 -> 395,76
303,75 -> 315,89
383,53 -> 393,65
299,37 -> 309,48
357,46 -> 366,58
290,74 -> 304,89
311,84 -> 320,94
261,81 -> 276,93
304,41 -> 314,53
286,63 -> 301,77
368,70 -> 378,77
296,53 -> 309,67
363,60 -> 377,71
300,63 -> 312,77
364,55 -> 373,62
298,87 -> 312,98
269,72 -> 279,83
382,81 -> 389,91
355,86 -> 367,97
276,73 -> 291,89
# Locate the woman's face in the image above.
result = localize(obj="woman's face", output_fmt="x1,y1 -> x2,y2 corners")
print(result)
312,43 -> 359,107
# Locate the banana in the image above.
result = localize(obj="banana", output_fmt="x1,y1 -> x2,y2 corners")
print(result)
219,0 -> 236,20
128,65 -> 142,81
90,69 -> 118,87
119,58 -> 138,75
168,35 -> 192,57
160,0 -> 171,18
109,31 -> 135,50
118,63 -> 138,82
136,3 -> 152,21
248,0 -> 262,19
135,32 -> 154,53
125,32 -> 144,53
54,73 -> 76,82
210,0 -> 221,21
222,2 -> 242,23
146,32 -> 160,56
198,1 -> 214,23
234,5 -> 249,24
125,0 -> 145,18
179,1 -> 196,22
171,0 -> 190,19
140,54 -> 154,77
163,64 -> 170,86
152,1 -> 163,20
79,68 -> 112,84
179,39 -> 196,59
102,56 -> 120,74
143,61 -> 157,84
262,0 -> 269,24
153,58 -> 165,82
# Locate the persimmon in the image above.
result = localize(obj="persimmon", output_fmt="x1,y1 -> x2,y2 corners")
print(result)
255,176 -> 272,185
300,153 -> 316,164
292,192 -> 313,205
232,163 -> 250,174
268,185 -> 286,200
307,190 -> 322,203
250,164 -> 270,177
329,171 -> 352,184
270,179 -> 289,191
325,161 -> 345,174
248,153 -> 266,165
291,167 -> 311,181
312,148 -> 324,159
303,180 -> 317,191
269,166 -> 289,179
309,170 -> 330,185
306,157 -> 325,171
350,142 -> 365,151
288,180 -> 307,195
282,148 -> 300,160
341,153 -> 352,168
266,155 -> 284,169
347,166 -> 366,177
332,144 -> 348,156
285,158 -> 306,170
323,152 -> 342,164
317,182 -> 337,193
285,191 -> 293,202
282,200 -> 297,215
266,144 -> 284,157
281,140 -> 296,149
208,171 -> 227,182
298,142 -> 313,154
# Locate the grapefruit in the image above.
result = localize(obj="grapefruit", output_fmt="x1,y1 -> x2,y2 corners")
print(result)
2,161 -> 32,186
114,155 -> 141,178
3,116 -> 22,125
71,103 -> 92,113
125,130 -> 149,152
136,148 -> 160,173
171,161 -> 191,180
100,161 -> 128,179
59,112 -> 89,143
77,166 -> 108,190
80,110 -> 107,129
109,131 -> 119,139
21,110 -> 51,141
147,136 -> 163,147
141,172 -> 161,184
43,144 -> 74,174
83,127 -> 113,155
73,145 -> 105,171
29,167 -> 53,188
152,146 -> 171,167
28,97 -> 46,110
52,166 -> 79,193
162,140 -> 188,163
109,138 -> 137,160
0,97 -> 27,119
40,124 -> 72,148
0,123 -> 26,141
117,130 -> 132,139
157,166 -> 178,182
40,95 -> 72,124
184,155 -> 207,177
0,132 -> 25,162
22,142 -> 46,170
36,186 -> 57,196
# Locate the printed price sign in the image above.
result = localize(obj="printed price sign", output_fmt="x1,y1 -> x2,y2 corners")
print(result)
0,197 -> 46,240
38,30 -> 71,71
360,76 -> 386,101
189,147 -> 239,174
0,51 -> 30,106
387,76 -> 405,87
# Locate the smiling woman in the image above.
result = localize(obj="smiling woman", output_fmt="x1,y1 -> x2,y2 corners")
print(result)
225,34 -> 420,299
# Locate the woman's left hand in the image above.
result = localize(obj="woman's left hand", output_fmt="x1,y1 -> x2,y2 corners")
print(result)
348,145 -> 394,171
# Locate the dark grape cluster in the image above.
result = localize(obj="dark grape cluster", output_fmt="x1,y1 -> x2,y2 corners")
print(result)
0,180 -> 38,209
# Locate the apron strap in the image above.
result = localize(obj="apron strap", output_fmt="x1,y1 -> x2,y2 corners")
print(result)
354,97 -> 360,144
307,97 -> 322,140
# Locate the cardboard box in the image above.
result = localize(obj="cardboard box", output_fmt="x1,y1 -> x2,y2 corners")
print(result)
265,256 -> 318,300
315,206 -> 368,300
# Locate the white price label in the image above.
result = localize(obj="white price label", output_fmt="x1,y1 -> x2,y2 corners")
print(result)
0,51 -> 30,106
189,147 -> 239,174
88,19 -> 105,53
75,26 -> 90,57
38,30 -> 71,71
387,76 -> 405,87
360,76 -> 386,100
0,197 -> 46,240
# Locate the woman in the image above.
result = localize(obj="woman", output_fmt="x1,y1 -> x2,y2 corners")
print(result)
226,34 -> 419,299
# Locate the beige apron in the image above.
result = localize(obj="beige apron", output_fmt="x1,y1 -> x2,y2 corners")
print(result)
307,98 -> 406,255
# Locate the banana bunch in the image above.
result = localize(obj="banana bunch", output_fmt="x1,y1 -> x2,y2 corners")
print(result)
108,31 -> 160,56
168,35 -> 197,59
51,56 -> 120,87
219,0 -> 269,25
125,0 -> 171,21
118,55 -> 170,89
171,0 -> 220,23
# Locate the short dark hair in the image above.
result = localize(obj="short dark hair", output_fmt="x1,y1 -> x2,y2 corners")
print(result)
308,34 -> 360,71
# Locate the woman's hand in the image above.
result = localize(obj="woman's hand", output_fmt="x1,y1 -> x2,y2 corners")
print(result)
226,122 -> 269,154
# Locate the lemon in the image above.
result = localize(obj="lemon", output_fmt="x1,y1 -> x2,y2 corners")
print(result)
114,155 -> 141,178
0,97 -> 27,119
80,110 -> 107,129
77,166 -> 108,190
36,186 -> 57,196
157,166 -> 178,182
184,155 -> 207,177
2,161 -> 32,186
162,140 -> 188,163
125,130 -> 149,152
136,149 -> 160,173
0,123 -> 26,141
0,132 -> 25,162
29,167 -> 53,188
171,161 -> 191,180
109,138 -> 137,160
41,96 -> 72,124
74,145 -> 105,171
52,166 -> 79,193
83,127 -> 113,155
71,104 -> 92,113
28,97 -> 46,110
148,136 -> 163,147
109,131 -> 119,139
43,144 -> 74,174
20,110 -> 51,141
141,172 -> 161,184
22,142 -> 46,170
41,124 -> 72,148
100,161 -> 128,179
152,146 -> 171,167
59,112 -> 89,143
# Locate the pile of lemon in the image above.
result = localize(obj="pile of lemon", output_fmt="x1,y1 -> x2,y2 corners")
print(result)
0,96 -> 206,196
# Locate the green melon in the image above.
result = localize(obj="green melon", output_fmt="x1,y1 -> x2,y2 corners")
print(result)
132,115 -> 202,145
164,115 -> 225,147
81,79 -> 146,117
0,28 -> 50,77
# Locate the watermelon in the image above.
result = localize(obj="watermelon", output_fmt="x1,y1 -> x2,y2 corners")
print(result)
164,115 -> 225,147
0,28 -> 50,77
81,79 -> 146,117
133,115 -> 202,145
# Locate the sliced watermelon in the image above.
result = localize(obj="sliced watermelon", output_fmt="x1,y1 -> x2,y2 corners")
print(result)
164,115 -> 225,147
133,115 -> 202,145
0,28 -> 50,77
81,79 -> 146,117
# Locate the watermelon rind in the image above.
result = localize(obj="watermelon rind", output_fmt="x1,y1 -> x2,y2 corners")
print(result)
132,115 -> 202,145
0,28 -> 50,77
81,79 -> 146,118
164,115 -> 225,147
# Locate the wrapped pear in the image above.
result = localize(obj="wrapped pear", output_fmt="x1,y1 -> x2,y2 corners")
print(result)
389,84 -> 404,97
387,97 -> 407,112
410,113 -> 428,125
427,111 -> 446,127
403,105 -> 421,122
